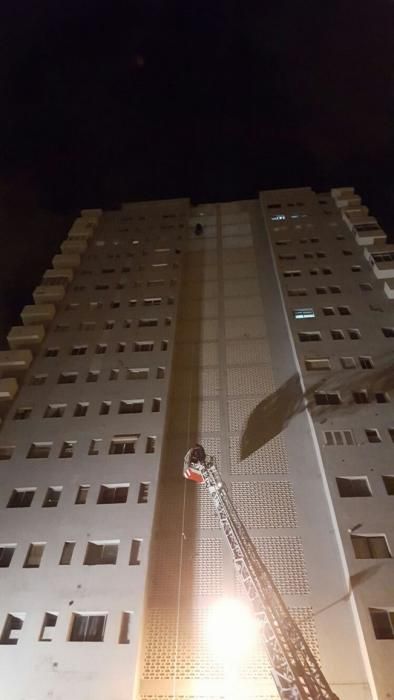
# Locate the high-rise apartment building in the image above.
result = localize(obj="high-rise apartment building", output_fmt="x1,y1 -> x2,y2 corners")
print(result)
0,187 -> 392,700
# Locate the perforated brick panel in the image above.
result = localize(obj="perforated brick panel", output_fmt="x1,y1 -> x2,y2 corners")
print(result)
188,238 -> 217,252
143,608 -> 224,680
223,263 -> 256,279
223,248 -> 256,263
223,235 -> 253,249
249,537 -> 309,595
183,281 -> 218,299
227,366 -> 274,398
225,317 -> 266,340
221,211 -> 249,224
222,223 -> 251,236
226,340 -> 272,366
228,394 -> 280,432
179,298 -> 219,320
223,278 -> 260,297
290,608 -> 320,661
224,296 -> 264,317
189,539 -> 224,594
186,265 -> 218,281
177,319 -> 218,342
184,251 -> 218,266
195,488 -> 220,528
169,399 -> 221,434
229,435 -> 288,475
174,342 -> 219,368
231,482 -> 297,528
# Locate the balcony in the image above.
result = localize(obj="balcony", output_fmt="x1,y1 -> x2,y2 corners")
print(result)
21,304 -> 55,327
364,246 -> 394,279
60,239 -> 87,255
81,208 -> 102,220
33,285 -> 65,305
353,221 -> 386,246
68,221 -> 94,240
52,253 -> 81,269
0,378 -> 18,402
7,325 -> 45,353
331,187 -> 361,208
43,268 -> 74,283
341,206 -> 369,226
0,350 -> 33,375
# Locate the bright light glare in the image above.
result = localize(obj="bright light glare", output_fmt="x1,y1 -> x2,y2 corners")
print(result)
206,598 -> 259,662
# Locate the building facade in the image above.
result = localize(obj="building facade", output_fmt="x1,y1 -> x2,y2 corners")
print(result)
0,187 -> 392,700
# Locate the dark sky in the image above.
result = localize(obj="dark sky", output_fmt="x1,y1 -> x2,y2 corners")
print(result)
1,0 -> 394,333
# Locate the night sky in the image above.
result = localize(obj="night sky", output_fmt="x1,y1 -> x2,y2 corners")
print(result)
1,0 -> 394,334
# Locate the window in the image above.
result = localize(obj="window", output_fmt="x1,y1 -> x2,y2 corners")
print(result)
144,297 -> 162,306
75,484 -> 90,504
42,487 -> 62,508
139,318 -> 158,327
59,541 -> 75,565
58,372 -> 78,384
84,541 -> 119,565
99,401 -> 111,415
365,429 -> 381,444
351,535 -> 391,559
0,545 -> 16,567
109,368 -> 119,381
152,398 -> 161,413
110,300 -> 120,309
80,321 -> 97,331
284,270 -> 301,278
161,340 -> 169,351
375,392 -> 390,403
69,613 -> 107,642
0,613 -> 25,645
293,308 -> 315,319
0,443 -> 14,460
30,374 -> 47,386
105,320 -> 115,330
146,436 -> 156,454
353,390 -> 369,404
24,542 -> 46,568
342,249 -> 352,256
138,482 -> 150,504
322,307 -> 335,316
329,286 -> 341,294
116,342 -> 126,354
88,438 -> 102,455
134,341 -> 154,352
39,612 -> 58,642
324,430 -> 354,446
95,344 -> 107,355
27,442 -> 52,459
340,356 -> 356,369
304,358 -> 331,371
74,402 -> 89,417
322,267 -> 332,275
314,392 -> 341,406
338,306 -> 351,316
298,332 -> 322,342
351,265 -> 361,272
128,299 -> 137,307
129,539 -> 142,565
157,366 -> 166,379
348,329 -> 361,340
55,324 -> 70,333
359,356 -> 374,369
89,301 -> 103,310
71,345 -> 87,356
360,283 -> 373,292
315,287 -> 327,295
109,435 -> 139,454
382,327 -> 394,338
382,475 -> 394,495
59,441 -> 76,458
98,484 -> 129,504
119,612 -> 133,644
44,403 -> 66,418
331,330 -> 344,340
127,368 -> 149,380
370,608 -> 394,639
389,428 -> 394,442
288,288 -> 307,297
13,406 -> 32,420
119,400 -> 144,414
86,370 -> 100,382
8,488 -> 36,508
336,477 -> 371,497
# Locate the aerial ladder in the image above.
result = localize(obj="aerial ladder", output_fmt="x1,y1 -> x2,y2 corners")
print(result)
183,444 -> 340,700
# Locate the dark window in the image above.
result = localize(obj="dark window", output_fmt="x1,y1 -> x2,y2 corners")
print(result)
69,614 -> 107,642
97,484 -> 129,504
7,489 -> 35,508
336,477 -> 371,497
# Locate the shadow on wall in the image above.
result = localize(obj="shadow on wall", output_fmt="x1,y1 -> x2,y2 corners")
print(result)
240,354 -> 394,461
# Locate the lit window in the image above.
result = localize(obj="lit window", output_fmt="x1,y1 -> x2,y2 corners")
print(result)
293,308 -> 315,319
